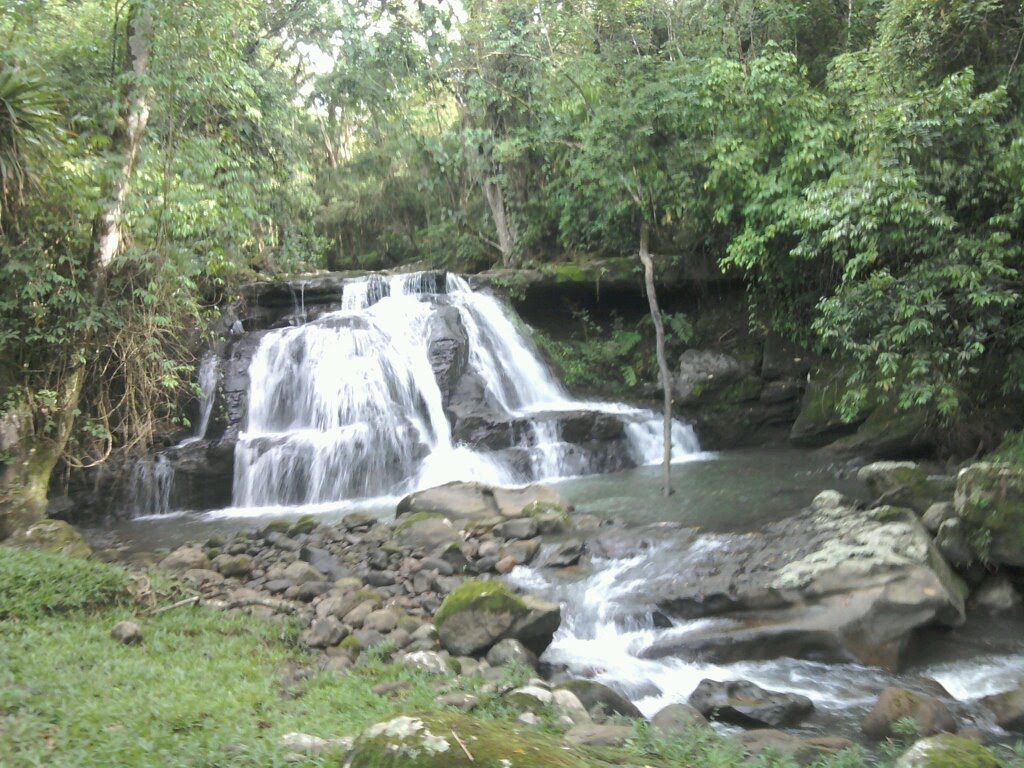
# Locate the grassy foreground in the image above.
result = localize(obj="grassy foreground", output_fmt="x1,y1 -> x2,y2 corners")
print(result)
0,546 -> 1017,768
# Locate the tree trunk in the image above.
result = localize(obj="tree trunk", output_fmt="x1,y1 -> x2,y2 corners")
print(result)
483,179 -> 516,267
639,221 -> 673,497
92,3 -> 153,293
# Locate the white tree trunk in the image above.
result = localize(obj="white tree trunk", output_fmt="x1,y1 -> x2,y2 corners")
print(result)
639,221 -> 673,497
483,179 -> 516,267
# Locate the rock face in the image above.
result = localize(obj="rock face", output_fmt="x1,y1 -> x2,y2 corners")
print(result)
688,679 -> 814,728
643,492 -> 967,670
397,482 -> 571,525
955,462 -> 1024,566
434,579 -> 560,657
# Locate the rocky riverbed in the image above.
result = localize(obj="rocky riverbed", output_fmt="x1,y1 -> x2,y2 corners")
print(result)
75,460 -> 1024,766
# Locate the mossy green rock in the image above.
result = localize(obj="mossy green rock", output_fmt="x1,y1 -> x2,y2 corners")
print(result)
955,462 -> 1024,566
434,579 -> 560,657
347,712 -> 591,767
857,462 -> 943,513
16,519 -> 92,559
895,734 -> 1001,768
790,371 -> 867,447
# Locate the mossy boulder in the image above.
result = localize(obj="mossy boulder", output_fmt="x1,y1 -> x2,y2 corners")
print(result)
895,734 -> 1001,768
347,712 -> 592,768
955,462 -> 1024,566
827,407 -> 934,460
790,371 -> 867,447
434,579 -> 560,657
857,462 -> 943,513
980,678 -> 1024,731
15,519 -> 92,559
861,687 -> 956,740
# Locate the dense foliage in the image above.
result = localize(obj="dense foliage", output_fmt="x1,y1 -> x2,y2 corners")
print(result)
2,0 -> 1024,521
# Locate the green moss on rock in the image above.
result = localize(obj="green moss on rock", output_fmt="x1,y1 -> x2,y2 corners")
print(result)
394,511 -> 446,533
434,579 -> 526,628
895,734 -> 1000,768
955,462 -> 1024,566
347,712 -> 592,768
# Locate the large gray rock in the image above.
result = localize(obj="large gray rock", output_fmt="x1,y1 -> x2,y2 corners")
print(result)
980,679 -> 1024,732
159,545 -> 211,572
675,349 -> 755,405
688,679 -> 813,728
555,679 -> 643,721
642,492 -> 967,671
650,703 -> 709,733
397,482 -> 571,523
434,579 -> 560,657
426,305 -> 468,409
393,516 -> 460,551
857,462 -> 939,513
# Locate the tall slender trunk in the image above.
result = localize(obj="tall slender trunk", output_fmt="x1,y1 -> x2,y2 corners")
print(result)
483,179 -> 516,267
639,221 -> 673,497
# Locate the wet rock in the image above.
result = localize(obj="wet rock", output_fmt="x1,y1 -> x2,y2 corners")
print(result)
287,515 -> 318,537
493,517 -> 538,540
111,621 -> 143,645
857,462 -> 934,513
556,679 -> 643,721
895,734 -> 1001,768
645,494 -> 967,670
861,687 -> 956,740
542,539 -> 584,568
733,730 -> 854,766
501,538 -> 540,565
650,703 -> 709,733
980,679 -> 1024,732
494,555 -> 517,574
397,481 -> 571,523
485,638 -> 538,670
689,679 -> 813,728
159,545 -> 211,572
434,579 -> 560,657
342,511 -> 376,531
789,371 -> 867,448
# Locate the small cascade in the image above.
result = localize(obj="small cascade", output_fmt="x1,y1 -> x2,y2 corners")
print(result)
231,271 -> 703,511
126,454 -> 175,518
178,352 -> 219,447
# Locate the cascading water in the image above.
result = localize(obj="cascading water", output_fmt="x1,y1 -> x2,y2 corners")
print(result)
231,271 -> 701,511
178,352 -> 219,447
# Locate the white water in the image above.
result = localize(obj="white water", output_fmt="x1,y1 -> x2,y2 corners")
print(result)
178,352 -> 219,447
508,542 -> 1024,731
230,272 -> 701,510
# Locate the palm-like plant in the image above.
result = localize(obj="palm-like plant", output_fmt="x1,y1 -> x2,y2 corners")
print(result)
0,65 -> 61,227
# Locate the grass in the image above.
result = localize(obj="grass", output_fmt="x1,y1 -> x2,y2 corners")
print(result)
1,547 -> 1019,768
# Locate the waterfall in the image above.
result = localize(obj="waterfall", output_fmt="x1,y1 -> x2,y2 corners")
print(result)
126,454 -> 175,518
231,271 -> 701,511
178,352 -> 219,447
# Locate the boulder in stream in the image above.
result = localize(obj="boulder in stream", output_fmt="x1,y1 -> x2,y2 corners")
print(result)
397,481 -> 571,524
643,491 -> 967,671
688,678 -> 814,728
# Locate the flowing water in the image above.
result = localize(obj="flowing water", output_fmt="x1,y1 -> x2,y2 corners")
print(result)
106,271 -> 1023,742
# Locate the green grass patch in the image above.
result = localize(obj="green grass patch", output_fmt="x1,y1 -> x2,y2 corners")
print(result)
0,546 -> 130,620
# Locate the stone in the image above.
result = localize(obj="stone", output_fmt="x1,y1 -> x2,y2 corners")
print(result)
363,608 -> 400,634
734,730 -> 855,767
895,734 -> 1001,768
182,568 -> 224,586
393,516 -> 460,551
563,723 -> 633,747
280,732 -> 353,756
935,518 -> 974,568
789,371 -> 868,448
159,545 -> 211,572
542,539 -> 584,568
342,511 -> 376,531
282,560 -> 325,585
857,462 -> 934,513
675,349 -> 755,405
347,712 -> 591,768
688,679 -> 814,728
293,581 -> 333,602
434,579 -> 560,657
980,679 -> 1024,732
401,651 -> 450,675
264,579 -> 293,594
302,617 -> 348,648
111,621 -> 143,645
343,600 -> 379,628
922,502 -> 956,534
16,519 -> 93,558
493,517 -> 538,540
650,703 -> 709,733
971,574 -> 1021,613
556,679 -> 643,721
397,481 -> 571,523
956,462 -> 1024,566
501,538 -> 540,565
552,690 -> 591,725
212,553 -> 252,578
287,515 -> 318,536
300,546 -> 347,580
494,555 -> 517,574
505,686 -> 553,710
485,638 -> 538,670
437,692 -> 479,711
517,711 -> 540,726
642,498 -> 967,671
861,687 -> 956,740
